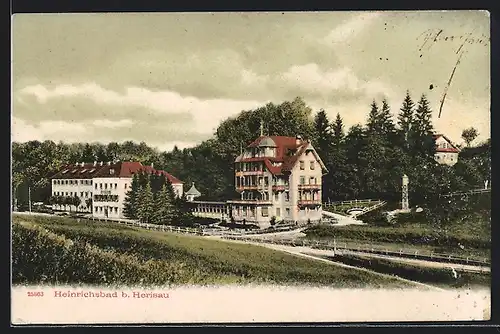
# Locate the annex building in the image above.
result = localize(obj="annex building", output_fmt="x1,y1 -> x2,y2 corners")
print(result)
50,161 -> 183,219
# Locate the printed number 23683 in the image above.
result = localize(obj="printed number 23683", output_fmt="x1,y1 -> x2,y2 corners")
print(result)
27,291 -> 44,297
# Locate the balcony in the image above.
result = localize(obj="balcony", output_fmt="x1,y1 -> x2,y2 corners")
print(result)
236,185 -> 258,192
298,184 -> 321,190
235,170 -> 265,177
297,199 -> 322,207
227,199 -> 272,205
236,184 -> 270,192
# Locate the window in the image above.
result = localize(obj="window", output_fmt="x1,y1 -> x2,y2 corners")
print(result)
274,193 -> 279,201
300,161 -> 305,170
276,208 -> 281,217
114,207 -> 118,214
114,183 -> 118,189
310,161 -> 315,170
261,207 -> 269,217
286,208 -> 290,217
95,207 -> 98,212
65,180 -> 69,185
284,192 -> 290,201
65,192 -> 69,196
104,183 -> 108,190
124,183 -> 128,189
310,177 -> 315,185
100,183 -> 103,189
80,192 -> 84,197
95,183 -> 98,189
300,176 -> 305,185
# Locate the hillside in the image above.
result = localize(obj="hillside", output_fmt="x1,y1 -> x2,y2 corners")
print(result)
12,214 -> 411,288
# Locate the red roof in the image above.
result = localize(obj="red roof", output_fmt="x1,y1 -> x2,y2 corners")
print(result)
237,136 -> 327,176
432,133 -> 460,153
50,161 -> 183,184
436,147 -> 460,153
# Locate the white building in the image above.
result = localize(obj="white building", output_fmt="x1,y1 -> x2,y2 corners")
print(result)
50,161 -> 183,218
229,135 -> 328,228
433,134 -> 460,166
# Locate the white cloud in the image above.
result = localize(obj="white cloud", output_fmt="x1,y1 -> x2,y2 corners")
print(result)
281,63 -> 395,99
11,117 -> 88,143
16,83 -> 266,139
323,12 -> 381,45
241,69 -> 269,86
92,119 -> 134,129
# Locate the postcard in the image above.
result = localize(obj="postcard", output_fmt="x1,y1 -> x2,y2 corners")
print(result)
11,10 -> 491,325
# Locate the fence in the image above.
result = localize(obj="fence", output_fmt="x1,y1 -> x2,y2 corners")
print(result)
222,236 -> 491,268
323,199 -> 381,208
13,212 -> 490,270
440,188 -> 491,198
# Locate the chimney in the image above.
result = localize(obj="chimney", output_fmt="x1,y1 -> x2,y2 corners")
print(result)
93,161 -> 97,166
99,161 -> 103,166
296,135 -> 303,146
107,161 -> 111,166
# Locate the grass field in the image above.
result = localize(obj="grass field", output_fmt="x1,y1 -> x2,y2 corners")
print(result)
321,254 -> 490,289
303,217 -> 491,259
12,214 -> 412,288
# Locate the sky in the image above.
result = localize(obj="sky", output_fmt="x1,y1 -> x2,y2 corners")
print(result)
12,11 -> 490,152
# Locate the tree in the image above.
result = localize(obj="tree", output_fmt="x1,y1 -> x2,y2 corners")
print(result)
72,195 -> 81,212
312,109 -> 334,162
153,184 -> 177,224
85,198 -> 93,213
123,173 -> 140,219
137,180 -> 155,223
366,100 -> 381,135
410,94 -> 435,156
332,113 -> 345,146
397,90 -> 415,148
378,98 -> 396,139
461,127 -> 479,147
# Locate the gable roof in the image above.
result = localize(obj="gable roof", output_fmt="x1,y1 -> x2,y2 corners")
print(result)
432,134 -> 460,153
50,161 -> 183,184
236,136 -> 328,176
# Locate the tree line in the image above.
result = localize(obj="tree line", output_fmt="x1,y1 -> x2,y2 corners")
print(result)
122,171 -> 192,225
12,93 -> 490,213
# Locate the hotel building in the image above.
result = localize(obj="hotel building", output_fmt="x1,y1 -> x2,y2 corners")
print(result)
229,134 -> 328,228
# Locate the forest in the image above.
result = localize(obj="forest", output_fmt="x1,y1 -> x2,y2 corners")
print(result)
12,92 -> 491,213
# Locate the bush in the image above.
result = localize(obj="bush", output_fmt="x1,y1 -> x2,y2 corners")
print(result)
12,222 -> 198,286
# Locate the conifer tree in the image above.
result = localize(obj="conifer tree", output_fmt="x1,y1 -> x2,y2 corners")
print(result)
397,90 -> 415,147
312,109 -> 334,160
332,113 -> 345,146
137,179 -> 155,223
123,173 -> 139,219
411,94 -> 435,156
379,98 -> 396,139
366,100 -> 381,135
153,183 -> 176,224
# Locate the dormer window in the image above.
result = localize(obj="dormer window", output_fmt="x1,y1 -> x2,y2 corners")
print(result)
300,161 -> 305,170
109,168 -> 115,175
310,161 -> 315,170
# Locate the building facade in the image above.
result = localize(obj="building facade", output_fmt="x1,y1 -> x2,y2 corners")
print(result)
229,135 -> 328,228
433,134 -> 460,166
50,161 -> 183,219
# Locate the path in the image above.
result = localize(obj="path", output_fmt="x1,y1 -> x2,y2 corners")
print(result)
219,236 -> 444,291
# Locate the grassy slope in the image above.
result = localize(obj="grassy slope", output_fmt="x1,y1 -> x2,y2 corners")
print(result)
303,217 -> 491,259
12,214 -> 410,288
